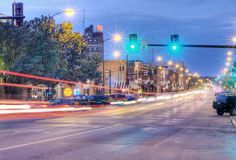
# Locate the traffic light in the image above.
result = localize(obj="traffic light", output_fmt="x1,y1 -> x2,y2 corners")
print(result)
126,34 -> 140,53
169,34 -> 181,52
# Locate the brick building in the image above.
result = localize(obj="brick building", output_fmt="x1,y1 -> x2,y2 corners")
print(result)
83,25 -> 104,57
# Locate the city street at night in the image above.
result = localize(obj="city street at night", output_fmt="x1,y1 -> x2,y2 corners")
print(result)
1,90 -> 236,160
1,0 -> 236,159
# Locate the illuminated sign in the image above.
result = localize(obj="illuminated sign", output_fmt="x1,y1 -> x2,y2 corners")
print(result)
63,87 -> 73,97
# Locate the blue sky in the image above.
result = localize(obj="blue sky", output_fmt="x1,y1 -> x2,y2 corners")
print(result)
1,0 -> 236,76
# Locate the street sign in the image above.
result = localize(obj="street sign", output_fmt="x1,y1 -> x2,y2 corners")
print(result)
63,87 -> 73,97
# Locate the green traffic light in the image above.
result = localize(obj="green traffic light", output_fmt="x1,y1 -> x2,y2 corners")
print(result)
169,43 -> 181,52
172,45 -> 177,51
130,44 -> 136,49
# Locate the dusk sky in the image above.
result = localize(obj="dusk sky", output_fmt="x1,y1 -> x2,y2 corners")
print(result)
1,0 -> 236,76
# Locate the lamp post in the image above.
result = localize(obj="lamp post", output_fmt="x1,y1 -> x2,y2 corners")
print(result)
232,37 -> 236,44
49,9 -> 75,19
102,34 -> 122,94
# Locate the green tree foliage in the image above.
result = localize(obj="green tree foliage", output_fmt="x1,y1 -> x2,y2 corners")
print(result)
12,16 -> 58,79
0,17 -> 101,84
56,22 -> 101,83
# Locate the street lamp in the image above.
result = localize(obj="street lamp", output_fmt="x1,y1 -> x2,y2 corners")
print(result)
224,68 -> 229,73
113,34 -> 122,43
227,57 -> 232,62
102,34 -> 123,94
232,37 -> 236,43
50,8 -> 75,18
227,51 -> 233,56
157,56 -> 163,62
167,60 -> 173,66
114,50 -> 121,59
175,64 -> 180,69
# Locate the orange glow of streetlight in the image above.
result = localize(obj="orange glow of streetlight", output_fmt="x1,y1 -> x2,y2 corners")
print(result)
175,64 -> 180,69
224,68 -> 229,73
167,60 -> 173,66
226,62 -> 230,66
113,50 -> 121,58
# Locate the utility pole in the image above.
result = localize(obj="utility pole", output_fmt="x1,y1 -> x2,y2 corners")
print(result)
126,54 -> 129,88
82,9 -> 85,33
109,70 -> 112,94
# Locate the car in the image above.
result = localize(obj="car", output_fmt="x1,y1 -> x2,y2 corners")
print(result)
107,94 -> 128,101
49,99 -> 75,105
87,95 -> 110,105
215,91 -> 229,96
74,95 -> 88,105
125,94 -> 136,101
212,93 -> 236,116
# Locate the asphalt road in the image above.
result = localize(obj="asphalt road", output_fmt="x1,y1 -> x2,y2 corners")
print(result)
0,91 -> 236,160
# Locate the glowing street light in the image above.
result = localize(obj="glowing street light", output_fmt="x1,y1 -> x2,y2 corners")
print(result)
167,60 -> 173,66
227,57 -> 232,62
224,68 -> 229,73
227,51 -> 233,56
113,34 -> 122,42
157,56 -> 163,62
232,37 -> 236,43
50,8 -> 75,18
226,62 -> 231,66
113,50 -> 121,59
194,73 -> 200,78
64,8 -> 75,17
175,64 -> 180,69
180,67 -> 184,71
185,69 -> 189,73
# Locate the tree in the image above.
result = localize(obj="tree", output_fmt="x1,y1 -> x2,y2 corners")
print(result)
56,22 -> 101,83
11,16 -> 59,82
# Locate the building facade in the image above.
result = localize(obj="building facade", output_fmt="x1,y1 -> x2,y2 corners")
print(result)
98,60 -> 189,94
83,25 -> 104,57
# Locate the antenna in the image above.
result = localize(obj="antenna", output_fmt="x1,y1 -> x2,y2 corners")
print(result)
83,9 -> 85,33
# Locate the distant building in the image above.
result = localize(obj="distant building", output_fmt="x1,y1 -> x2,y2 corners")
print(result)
12,2 -> 24,27
0,2 -> 24,27
83,25 -> 104,57
97,60 -> 127,94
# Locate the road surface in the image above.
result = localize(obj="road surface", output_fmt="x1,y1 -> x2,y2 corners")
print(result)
0,91 -> 236,160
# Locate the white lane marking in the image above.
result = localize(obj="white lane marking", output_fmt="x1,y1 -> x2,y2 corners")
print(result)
0,126 -> 115,152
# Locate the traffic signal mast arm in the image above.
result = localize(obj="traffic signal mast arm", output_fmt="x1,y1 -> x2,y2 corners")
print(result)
147,44 -> 236,49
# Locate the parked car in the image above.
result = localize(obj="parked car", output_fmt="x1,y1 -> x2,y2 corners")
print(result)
212,93 -> 236,116
125,94 -> 136,101
87,95 -> 110,105
74,95 -> 88,105
49,99 -> 75,105
108,94 -> 128,101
